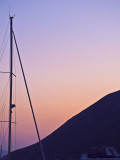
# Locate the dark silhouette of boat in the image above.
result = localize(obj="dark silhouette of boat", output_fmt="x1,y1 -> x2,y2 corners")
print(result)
81,146 -> 120,160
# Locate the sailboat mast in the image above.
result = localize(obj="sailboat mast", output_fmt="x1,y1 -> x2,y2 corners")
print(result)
6,17 -> 45,160
8,16 -> 14,160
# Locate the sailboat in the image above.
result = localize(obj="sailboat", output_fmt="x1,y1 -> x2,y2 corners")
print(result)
0,16 -> 46,160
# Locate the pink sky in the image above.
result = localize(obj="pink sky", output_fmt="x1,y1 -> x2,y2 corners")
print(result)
0,0 -> 120,150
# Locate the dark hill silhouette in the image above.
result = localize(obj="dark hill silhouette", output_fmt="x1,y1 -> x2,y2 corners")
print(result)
2,90 -> 120,160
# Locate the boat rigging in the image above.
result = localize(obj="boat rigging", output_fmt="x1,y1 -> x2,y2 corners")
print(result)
0,17 -> 45,160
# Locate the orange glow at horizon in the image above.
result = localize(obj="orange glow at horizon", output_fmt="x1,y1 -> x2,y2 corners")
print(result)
0,0 -> 120,150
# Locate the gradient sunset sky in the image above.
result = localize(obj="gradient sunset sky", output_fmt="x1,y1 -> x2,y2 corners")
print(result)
0,0 -> 120,150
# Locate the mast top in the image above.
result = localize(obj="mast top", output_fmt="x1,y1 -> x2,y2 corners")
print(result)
9,16 -> 14,19
9,16 -> 15,20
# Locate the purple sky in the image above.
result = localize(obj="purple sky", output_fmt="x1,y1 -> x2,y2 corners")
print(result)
0,0 -> 120,150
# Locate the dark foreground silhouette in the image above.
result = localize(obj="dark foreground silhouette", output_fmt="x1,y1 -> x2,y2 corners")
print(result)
2,90 -> 120,160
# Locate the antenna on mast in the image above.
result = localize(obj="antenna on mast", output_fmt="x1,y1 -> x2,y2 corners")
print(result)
9,4 -> 15,18
9,4 -> 10,17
